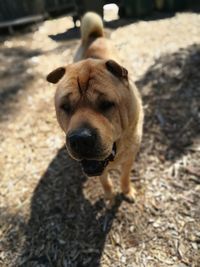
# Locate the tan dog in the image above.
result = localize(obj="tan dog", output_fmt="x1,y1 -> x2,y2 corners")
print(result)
47,12 -> 143,204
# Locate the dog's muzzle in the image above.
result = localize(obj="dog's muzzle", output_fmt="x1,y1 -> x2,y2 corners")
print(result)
66,127 -> 116,176
80,143 -> 117,176
67,127 -> 97,157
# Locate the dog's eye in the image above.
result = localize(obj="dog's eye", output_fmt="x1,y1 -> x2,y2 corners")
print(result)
99,101 -> 115,112
60,103 -> 71,114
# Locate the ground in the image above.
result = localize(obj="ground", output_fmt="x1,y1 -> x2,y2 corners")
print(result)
0,7 -> 200,267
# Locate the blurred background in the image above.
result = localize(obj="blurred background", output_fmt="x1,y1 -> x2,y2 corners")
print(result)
0,1 -> 200,267
0,0 -> 200,32
0,0 -> 199,32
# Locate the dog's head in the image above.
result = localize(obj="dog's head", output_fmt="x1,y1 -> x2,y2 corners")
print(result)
47,59 -> 135,176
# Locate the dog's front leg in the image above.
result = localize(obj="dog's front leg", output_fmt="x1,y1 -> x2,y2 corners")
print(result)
120,152 -> 137,202
99,171 -> 115,205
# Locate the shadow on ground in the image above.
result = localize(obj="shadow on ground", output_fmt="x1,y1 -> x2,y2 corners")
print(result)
49,26 -> 80,42
17,147 -> 122,267
0,46 -> 41,121
137,44 -> 200,160
105,11 -> 177,29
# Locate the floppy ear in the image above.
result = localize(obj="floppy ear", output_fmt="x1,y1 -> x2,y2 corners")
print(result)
106,60 -> 128,79
46,67 -> 66,84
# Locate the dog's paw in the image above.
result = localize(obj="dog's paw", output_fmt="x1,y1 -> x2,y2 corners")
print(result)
123,186 -> 136,203
104,192 -> 116,208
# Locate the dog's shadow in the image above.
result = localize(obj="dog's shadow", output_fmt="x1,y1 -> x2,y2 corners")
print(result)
19,147 -> 122,267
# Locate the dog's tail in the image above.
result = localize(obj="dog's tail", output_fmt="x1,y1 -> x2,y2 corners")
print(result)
81,12 -> 104,45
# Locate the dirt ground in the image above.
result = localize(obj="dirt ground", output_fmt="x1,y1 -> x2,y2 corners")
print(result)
0,7 -> 200,267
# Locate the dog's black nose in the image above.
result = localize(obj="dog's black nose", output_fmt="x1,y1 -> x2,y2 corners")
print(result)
67,127 -> 97,157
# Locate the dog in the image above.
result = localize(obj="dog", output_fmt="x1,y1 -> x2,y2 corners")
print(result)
46,12 -> 143,204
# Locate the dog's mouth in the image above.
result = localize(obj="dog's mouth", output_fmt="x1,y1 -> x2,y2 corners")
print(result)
80,143 -> 117,176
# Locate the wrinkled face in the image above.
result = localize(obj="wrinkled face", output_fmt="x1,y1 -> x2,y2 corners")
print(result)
47,59 -> 134,176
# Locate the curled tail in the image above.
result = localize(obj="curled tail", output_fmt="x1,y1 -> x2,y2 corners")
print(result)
81,12 -> 104,44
